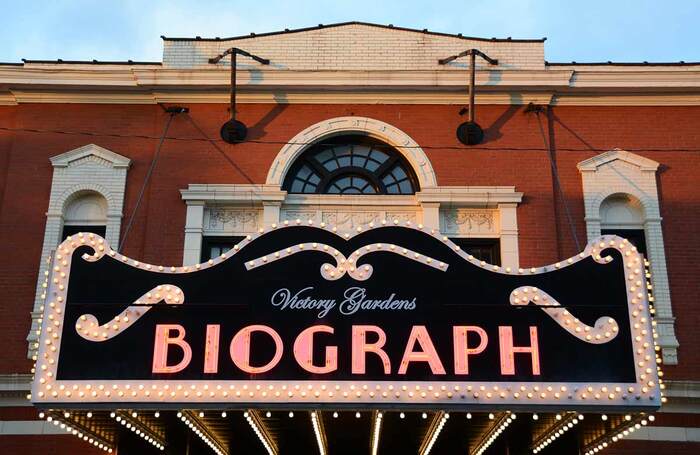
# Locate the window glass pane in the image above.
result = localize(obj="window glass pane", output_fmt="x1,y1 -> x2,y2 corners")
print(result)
298,165 -> 311,179
337,155 -> 351,167
316,149 -> 333,165
392,166 -> 407,180
335,176 -> 351,189
324,158 -> 339,171
365,159 -> 380,172
283,136 -> 416,195
354,146 -> 370,157
201,236 -> 246,262
291,180 -> 304,193
449,238 -> 501,266
371,150 -> 389,163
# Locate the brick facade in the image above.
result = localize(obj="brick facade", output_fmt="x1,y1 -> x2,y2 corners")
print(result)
1,103 -> 699,375
0,22 -> 698,454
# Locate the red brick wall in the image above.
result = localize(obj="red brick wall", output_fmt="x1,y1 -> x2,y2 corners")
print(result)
0,103 -> 698,381
0,435 -> 103,455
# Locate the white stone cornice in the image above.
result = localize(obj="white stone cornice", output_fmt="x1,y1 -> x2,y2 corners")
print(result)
180,184 -> 287,203
567,70 -> 700,88
50,143 -> 131,168
133,68 -> 575,88
417,186 -> 523,206
1,65 -> 698,91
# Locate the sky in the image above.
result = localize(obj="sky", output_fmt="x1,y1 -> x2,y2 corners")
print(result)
2,0 -> 699,63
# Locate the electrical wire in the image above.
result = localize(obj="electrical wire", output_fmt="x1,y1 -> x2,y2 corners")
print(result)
118,112 -> 176,251
534,108 -> 581,251
183,113 -> 255,184
1,125 -> 699,153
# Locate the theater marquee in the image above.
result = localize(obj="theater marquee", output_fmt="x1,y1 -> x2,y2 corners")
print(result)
32,220 -> 661,411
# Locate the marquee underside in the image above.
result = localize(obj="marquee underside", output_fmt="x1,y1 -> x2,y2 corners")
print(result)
38,408 -> 654,455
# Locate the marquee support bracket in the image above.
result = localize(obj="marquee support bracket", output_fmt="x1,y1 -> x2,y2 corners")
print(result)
438,48 -> 498,145
208,47 -> 270,143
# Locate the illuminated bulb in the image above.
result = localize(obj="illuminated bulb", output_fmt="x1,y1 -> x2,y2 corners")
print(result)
289,412 -> 294,418
356,412 -> 361,419
532,414 -> 539,420
601,414 -> 608,421
399,412 -> 405,419
266,411 -> 271,418
333,412 -> 338,418
221,412 -> 227,418
422,412 -> 428,419
466,413 -> 472,419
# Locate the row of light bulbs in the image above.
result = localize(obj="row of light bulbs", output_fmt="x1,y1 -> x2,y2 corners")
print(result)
244,411 -> 277,455
311,411 -> 327,455
32,232 -> 662,412
110,411 -> 165,451
473,412 -> 517,455
30,235 -> 665,455
37,409 -> 658,455
33,380 -> 659,403
583,415 -> 655,455
177,411 -> 226,455
421,412 -> 449,455
39,412 -> 113,453
532,413 -> 584,453
370,412 -> 383,455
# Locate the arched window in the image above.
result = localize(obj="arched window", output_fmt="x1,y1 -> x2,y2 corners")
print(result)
62,191 -> 108,239
282,135 -> 418,194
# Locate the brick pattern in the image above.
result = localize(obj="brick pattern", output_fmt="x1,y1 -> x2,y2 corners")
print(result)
0,435 -> 103,454
0,103 -> 699,383
163,23 -> 545,70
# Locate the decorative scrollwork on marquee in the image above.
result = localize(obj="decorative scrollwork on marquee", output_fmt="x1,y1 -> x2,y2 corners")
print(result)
63,220 -> 640,351
244,242 -> 448,281
76,285 -> 184,342
509,286 -> 619,344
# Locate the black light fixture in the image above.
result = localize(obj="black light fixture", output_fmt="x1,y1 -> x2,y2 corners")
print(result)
438,49 -> 498,145
209,48 -> 270,143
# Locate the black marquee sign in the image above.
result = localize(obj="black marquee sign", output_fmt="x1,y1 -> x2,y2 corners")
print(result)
32,220 -> 661,411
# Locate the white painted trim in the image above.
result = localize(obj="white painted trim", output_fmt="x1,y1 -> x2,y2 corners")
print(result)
265,116 -> 437,189
578,149 -> 679,364
180,184 -> 522,267
27,145 -> 130,358
577,148 -> 660,172
50,143 -> 131,169
0,421 -> 65,435
626,426 -> 700,442
6,90 -> 700,106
